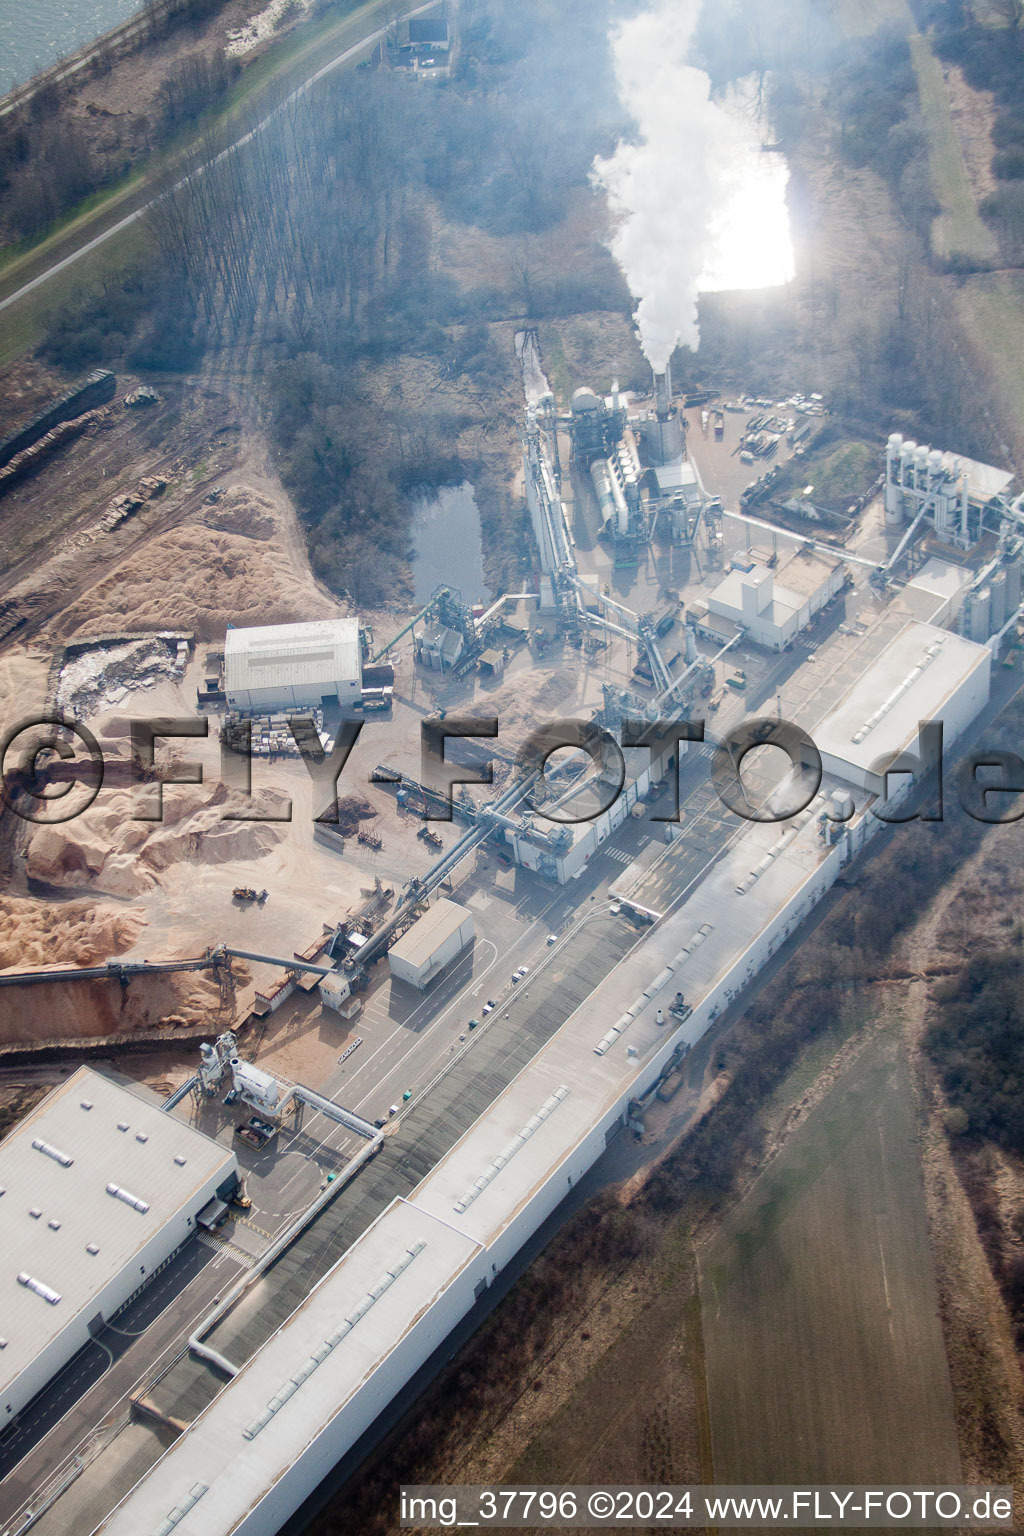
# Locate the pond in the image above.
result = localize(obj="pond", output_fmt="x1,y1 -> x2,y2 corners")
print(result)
410,482 -> 490,608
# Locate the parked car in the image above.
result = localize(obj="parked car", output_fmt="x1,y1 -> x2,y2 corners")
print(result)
482,1000 -> 495,1015
516,965 -> 529,978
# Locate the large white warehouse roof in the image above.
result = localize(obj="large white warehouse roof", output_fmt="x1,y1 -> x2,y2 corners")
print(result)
0,1068 -> 236,1403
812,620 -> 990,781
224,618 -> 360,698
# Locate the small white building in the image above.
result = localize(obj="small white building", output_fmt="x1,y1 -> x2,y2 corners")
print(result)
418,624 -> 464,672
0,1068 -> 237,1424
224,618 -> 361,713
708,547 -> 844,651
388,899 -> 474,988
811,620 -> 991,795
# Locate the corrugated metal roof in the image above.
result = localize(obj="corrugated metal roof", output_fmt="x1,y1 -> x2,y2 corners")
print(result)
389,899 -> 472,971
224,619 -> 360,696
813,620 -> 989,775
0,1069 -> 235,1401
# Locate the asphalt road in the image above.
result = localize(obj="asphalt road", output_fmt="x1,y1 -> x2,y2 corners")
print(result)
0,1237 -> 241,1514
0,0 -> 435,321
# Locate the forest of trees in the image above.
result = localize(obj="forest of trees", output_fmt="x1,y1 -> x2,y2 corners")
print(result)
926,948 -> 1024,1154
73,0 -> 629,601
923,0 -> 1024,262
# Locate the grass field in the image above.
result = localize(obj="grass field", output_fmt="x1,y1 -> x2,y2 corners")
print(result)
910,34 -> 999,270
699,1028 -> 962,1486
955,272 -> 1024,461
509,1225 -> 710,1491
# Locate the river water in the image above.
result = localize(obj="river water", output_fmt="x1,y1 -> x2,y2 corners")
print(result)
2,0 -> 145,92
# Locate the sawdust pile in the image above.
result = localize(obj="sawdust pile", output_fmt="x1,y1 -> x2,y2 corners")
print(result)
52,523 -> 341,642
0,968 -> 228,1049
201,485 -> 277,541
25,782 -> 289,897
0,893 -> 145,969
0,895 -> 229,1053
333,795 -> 377,836
472,662 -> 583,766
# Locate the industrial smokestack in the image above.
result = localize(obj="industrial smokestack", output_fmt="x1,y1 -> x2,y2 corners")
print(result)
654,360 -> 673,420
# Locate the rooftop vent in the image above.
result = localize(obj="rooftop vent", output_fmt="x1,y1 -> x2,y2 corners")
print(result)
86,1243 -> 99,1256
174,1155 -> 187,1166
0,1338 -> 7,1348
106,1182 -> 149,1214
135,1133 -> 149,1144
117,1122 -> 129,1133
80,1100 -> 93,1111
17,1271 -> 61,1305
454,1089 -> 570,1213
32,1137 -> 73,1168
48,1219 -> 60,1231
152,1482 -> 209,1536
29,1208 -> 41,1219
241,1242 -> 427,1442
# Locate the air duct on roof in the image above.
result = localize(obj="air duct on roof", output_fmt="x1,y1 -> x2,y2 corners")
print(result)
31,1137 -> 73,1168
241,1242 -> 427,1442
17,1271 -> 61,1305
106,1182 -> 150,1214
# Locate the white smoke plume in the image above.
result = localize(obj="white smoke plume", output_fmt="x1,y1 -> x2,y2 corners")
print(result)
593,0 -> 794,370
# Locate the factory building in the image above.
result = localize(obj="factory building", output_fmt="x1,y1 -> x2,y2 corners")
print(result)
388,899 -> 474,988
812,621 -> 990,795
707,546 -> 844,651
884,434 -> 1014,551
900,557 -> 974,628
418,623 -> 465,672
224,618 -> 361,714
0,1068 -> 238,1424
98,683 -> 1001,1536
83,585 -> 1001,1536
492,731 -> 684,885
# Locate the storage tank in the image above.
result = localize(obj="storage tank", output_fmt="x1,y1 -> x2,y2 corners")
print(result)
967,589 -> 991,643
231,1059 -> 281,1111
589,459 -> 617,527
571,387 -> 600,415
991,569 -> 1007,630
1007,556 -> 1022,614
684,625 -> 698,665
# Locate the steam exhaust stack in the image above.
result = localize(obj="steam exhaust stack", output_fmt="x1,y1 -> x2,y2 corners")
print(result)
654,361 -> 673,421
647,360 -> 683,466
